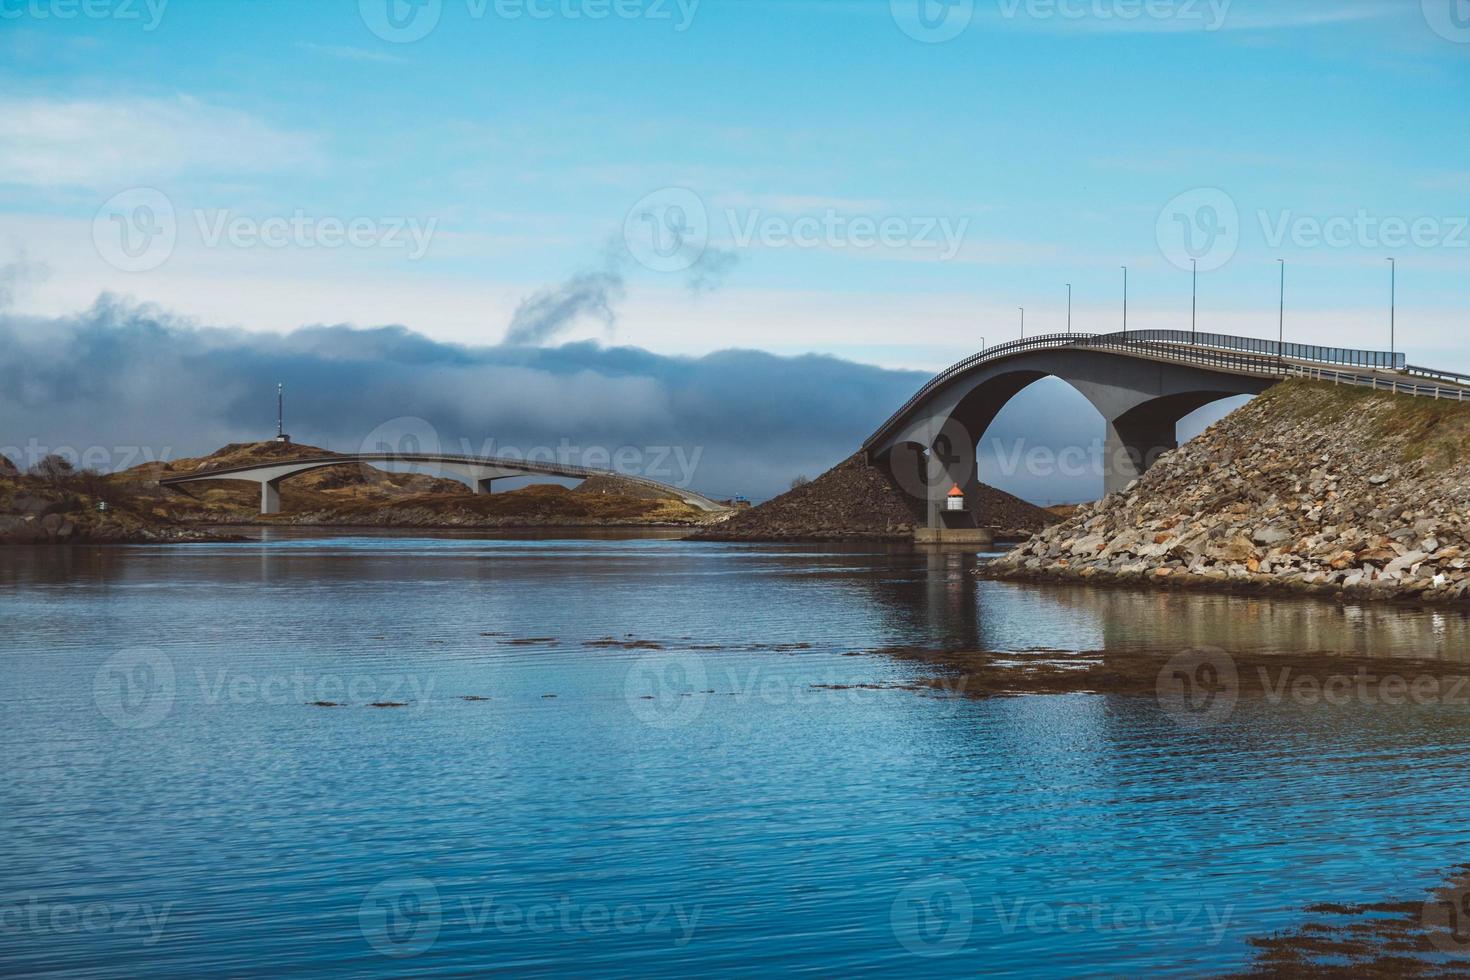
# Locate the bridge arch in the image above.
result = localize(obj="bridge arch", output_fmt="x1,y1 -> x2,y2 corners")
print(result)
864,333 -> 1318,533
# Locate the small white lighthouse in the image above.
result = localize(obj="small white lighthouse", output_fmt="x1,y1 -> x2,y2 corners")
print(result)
946,483 -> 965,512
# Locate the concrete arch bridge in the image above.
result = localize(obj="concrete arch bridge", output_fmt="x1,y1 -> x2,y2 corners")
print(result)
158,452 -> 729,515
863,329 -> 1470,540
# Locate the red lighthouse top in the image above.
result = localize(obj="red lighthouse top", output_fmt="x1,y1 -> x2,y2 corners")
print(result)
947,484 -> 964,498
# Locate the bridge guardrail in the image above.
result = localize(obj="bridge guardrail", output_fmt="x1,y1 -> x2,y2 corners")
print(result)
1107,329 -> 1405,371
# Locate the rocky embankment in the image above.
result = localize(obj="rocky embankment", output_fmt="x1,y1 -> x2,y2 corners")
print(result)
692,452 -> 1055,541
0,459 -> 224,544
988,379 -> 1470,604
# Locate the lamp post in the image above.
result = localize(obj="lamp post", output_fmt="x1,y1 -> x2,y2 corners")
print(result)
1019,307 -> 1025,340
1066,283 -> 1072,336
1277,259 -> 1285,375
1388,257 -> 1396,367
1191,258 -> 1197,343
1121,266 -> 1128,339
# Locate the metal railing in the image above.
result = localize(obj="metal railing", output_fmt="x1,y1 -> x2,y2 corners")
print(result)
1114,329 -> 1404,370
863,330 -> 1463,452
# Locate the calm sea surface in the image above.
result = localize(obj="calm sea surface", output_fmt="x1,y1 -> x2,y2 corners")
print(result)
4,530 -> 1470,977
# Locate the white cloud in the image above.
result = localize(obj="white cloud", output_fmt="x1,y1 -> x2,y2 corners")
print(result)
0,96 -> 320,191
295,42 -> 410,65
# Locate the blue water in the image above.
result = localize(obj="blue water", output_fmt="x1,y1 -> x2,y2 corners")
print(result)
4,531 -> 1470,976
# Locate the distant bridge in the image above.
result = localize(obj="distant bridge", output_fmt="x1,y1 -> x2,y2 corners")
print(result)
158,452 -> 730,515
864,329 -> 1470,536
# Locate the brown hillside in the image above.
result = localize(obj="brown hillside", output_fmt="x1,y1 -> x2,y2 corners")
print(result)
692,453 -> 1056,541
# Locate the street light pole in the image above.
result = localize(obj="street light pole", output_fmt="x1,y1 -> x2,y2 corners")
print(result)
1277,259 -> 1285,375
1066,284 -> 1072,336
1388,257 -> 1396,365
1191,258 -> 1197,343
1121,266 -> 1128,339
1019,307 -> 1025,340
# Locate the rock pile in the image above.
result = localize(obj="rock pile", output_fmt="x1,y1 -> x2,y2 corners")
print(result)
989,380 -> 1470,604
692,453 -> 1055,541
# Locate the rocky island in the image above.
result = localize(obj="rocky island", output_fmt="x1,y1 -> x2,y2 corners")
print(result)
0,439 -> 723,544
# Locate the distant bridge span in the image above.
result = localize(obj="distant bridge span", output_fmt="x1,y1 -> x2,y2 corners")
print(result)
864,329 -> 1470,535
158,452 -> 730,515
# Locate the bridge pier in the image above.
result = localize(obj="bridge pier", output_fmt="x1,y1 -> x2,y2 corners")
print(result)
474,478 -> 495,495
261,478 -> 282,515
1103,412 -> 1178,496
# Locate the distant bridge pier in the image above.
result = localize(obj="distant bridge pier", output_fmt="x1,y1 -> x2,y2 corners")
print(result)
261,478 -> 282,515
474,478 -> 496,495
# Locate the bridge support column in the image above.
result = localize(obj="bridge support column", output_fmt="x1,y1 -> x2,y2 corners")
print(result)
474,478 -> 495,495
1103,414 -> 1178,496
920,429 -> 989,544
261,479 -> 281,515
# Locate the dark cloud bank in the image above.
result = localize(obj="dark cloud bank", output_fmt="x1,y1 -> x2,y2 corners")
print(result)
0,293 -> 1228,502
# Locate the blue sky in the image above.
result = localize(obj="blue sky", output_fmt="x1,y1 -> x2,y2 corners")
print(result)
2,0 -> 1467,374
